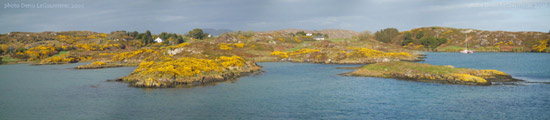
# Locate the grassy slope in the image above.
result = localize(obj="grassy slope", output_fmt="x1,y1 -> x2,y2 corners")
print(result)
393,27 -> 550,52
51,51 -> 68,57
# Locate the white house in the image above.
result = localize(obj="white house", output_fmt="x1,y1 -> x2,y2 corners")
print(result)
154,37 -> 163,43
313,35 -> 325,40
306,33 -> 313,36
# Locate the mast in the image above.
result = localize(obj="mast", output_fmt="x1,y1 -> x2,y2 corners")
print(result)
465,34 -> 468,50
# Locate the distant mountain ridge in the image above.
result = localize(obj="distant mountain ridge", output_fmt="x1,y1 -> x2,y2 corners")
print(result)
258,29 -> 360,39
202,28 -> 233,36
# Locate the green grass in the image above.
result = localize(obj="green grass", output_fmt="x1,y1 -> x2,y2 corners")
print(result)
475,46 -> 500,52
328,38 -> 357,42
283,42 -> 314,52
52,51 -> 68,57
362,61 -> 466,74
284,46 -> 305,52
438,45 -> 464,52
1,56 -> 21,62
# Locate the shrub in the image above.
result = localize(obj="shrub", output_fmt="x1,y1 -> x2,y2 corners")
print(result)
186,28 -> 208,40
374,28 -> 399,43
531,39 -> 549,52
420,37 -> 447,51
270,51 -> 288,58
415,30 -> 424,39
346,47 -> 410,58
92,61 -> 106,66
358,31 -> 372,41
401,32 -> 414,46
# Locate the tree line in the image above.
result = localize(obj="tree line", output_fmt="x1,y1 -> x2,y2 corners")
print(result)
373,28 -> 447,51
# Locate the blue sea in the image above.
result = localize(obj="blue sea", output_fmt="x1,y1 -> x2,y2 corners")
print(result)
1,52 -> 549,119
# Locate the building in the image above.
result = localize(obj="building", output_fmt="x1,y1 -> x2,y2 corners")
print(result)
306,33 -> 313,36
313,35 -> 325,40
154,37 -> 163,43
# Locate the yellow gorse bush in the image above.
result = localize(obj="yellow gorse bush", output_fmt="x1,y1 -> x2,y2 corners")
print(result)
168,43 -> 190,50
216,55 -> 245,68
132,56 -> 246,79
532,39 -> 549,52
219,43 -> 233,50
270,51 -> 289,58
346,47 -> 410,58
24,45 -> 58,60
111,48 -> 156,61
218,43 -> 247,50
86,33 -> 108,39
75,43 -> 122,51
480,70 -> 508,76
450,73 -> 488,83
270,48 -> 320,59
234,43 -> 246,48
289,48 -> 320,56
39,55 -> 79,64
91,61 -> 106,66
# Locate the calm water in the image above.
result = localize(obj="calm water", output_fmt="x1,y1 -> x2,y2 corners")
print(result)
1,53 -> 549,119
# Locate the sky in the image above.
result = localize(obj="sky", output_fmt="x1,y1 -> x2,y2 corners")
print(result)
1,0 -> 549,34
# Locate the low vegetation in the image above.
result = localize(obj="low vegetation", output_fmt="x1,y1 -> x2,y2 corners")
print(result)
120,56 -> 261,87
342,62 -> 521,85
393,27 -> 550,52
374,28 -> 399,43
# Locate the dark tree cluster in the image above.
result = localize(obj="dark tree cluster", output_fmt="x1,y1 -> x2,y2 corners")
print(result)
420,37 -> 447,51
186,28 -> 209,40
375,28 -> 399,43
159,32 -> 185,44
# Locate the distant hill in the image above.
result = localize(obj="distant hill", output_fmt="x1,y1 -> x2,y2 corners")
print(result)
259,29 -> 359,39
391,27 -> 550,52
202,28 -> 233,36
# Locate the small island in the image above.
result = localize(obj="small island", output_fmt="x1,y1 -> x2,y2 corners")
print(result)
341,61 -> 522,85
118,56 -> 262,88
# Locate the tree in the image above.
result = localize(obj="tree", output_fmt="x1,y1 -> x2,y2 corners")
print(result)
136,33 -> 144,39
159,32 -> 168,40
420,37 -> 447,51
296,31 -> 307,36
374,28 -> 399,43
186,28 -> 208,40
142,30 -> 153,45
416,31 -> 424,39
131,31 -> 138,37
402,32 -> 414,46
176,35 -> 184,44
358,31 -> 372,41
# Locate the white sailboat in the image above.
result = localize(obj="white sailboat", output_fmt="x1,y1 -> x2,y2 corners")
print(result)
460,34 -> 474,53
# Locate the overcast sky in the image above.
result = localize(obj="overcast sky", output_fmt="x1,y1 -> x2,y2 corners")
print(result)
1,0 -> 549,33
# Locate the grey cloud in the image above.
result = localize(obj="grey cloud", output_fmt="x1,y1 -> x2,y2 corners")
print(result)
0,0 -> 548,34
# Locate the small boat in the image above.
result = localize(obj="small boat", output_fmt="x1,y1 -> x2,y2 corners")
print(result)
460,34 -> 474,54
460,49 -> 474,53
